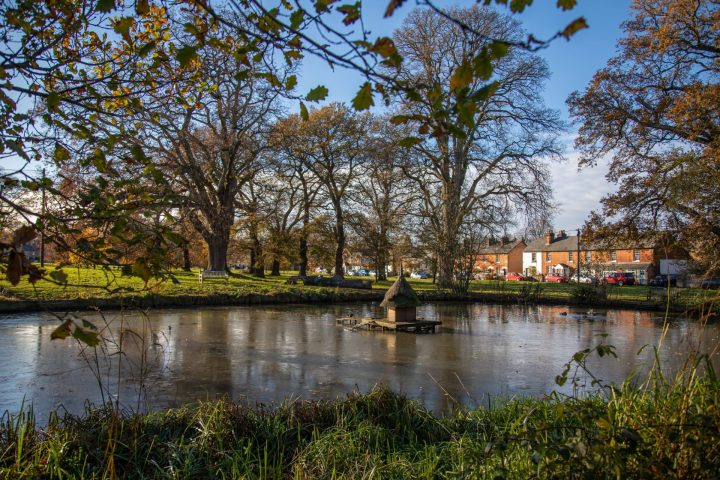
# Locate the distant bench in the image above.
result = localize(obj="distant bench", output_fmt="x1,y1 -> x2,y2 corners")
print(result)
199,270 -> 229,283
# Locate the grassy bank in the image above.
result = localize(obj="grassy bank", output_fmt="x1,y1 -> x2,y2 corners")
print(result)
1,364 -> 718,479
0,266 -> 715,314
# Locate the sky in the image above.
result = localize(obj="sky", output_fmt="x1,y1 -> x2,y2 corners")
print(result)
295,0 -> 635,232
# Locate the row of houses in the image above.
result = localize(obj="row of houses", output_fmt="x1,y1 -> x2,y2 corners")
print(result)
475,230 -> 688,285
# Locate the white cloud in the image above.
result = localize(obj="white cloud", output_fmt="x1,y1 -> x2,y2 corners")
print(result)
550,151 -> 614,230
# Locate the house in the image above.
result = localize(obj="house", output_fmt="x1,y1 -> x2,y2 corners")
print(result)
523,230 -> 688,285
474,237 -> 526,277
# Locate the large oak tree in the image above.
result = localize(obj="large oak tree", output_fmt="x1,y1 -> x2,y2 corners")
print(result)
568,0 -> 720,272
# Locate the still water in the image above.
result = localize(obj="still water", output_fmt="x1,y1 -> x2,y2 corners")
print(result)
0,303 -> 717,420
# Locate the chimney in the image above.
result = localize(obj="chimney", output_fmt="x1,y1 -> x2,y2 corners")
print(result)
558,230 -> 566,238
545,230 -> 555,245
501,235 -> 510,245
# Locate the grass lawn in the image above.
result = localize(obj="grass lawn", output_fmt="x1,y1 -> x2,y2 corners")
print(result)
0,265 -> 715,312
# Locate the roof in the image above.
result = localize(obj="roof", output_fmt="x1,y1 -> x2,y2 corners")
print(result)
524,235 -> 656,253
524,235 -> 578,252
478,238 -> 525,255
380,275 -> 422,308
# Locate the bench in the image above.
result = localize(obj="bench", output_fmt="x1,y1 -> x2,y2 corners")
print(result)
199,270 -> 229,283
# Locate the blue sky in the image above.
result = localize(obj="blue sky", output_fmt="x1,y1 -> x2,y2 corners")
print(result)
296,0 -> 635,231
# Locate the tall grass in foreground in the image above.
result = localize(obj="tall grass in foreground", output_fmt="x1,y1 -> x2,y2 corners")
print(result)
1,362 -> 718,479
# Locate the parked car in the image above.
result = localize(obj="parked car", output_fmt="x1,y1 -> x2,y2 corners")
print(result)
505,272 -> 529,281
569,274 -> 598,284
603,271 -> 635,286
410,271 -> 430,279
545,273 -> 569,283
648,274 -> 678,287
700,277 -> 720,289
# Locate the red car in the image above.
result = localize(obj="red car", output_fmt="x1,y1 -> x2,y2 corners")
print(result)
604,271 -> 635,286
545,273 -> 569,283
505,272 -> 527,281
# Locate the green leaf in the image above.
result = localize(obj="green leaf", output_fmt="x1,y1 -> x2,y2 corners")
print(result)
284,75 -> 298,91
73,326 -> 100,347
49,269 -> 69,284
299,101 -> 309,121
96,0 -> 115,13
305,85 -> 328,102
176,45 -> 198,67
489,41 -> 509,59
53,143 -> 70,162
46,92 -> 61,110
51,320 -> 73,340
336,2 -> 361,25
113,17 -> 135,44
450,60 -> 473,91
351,82 -> 374,111
556,0 -> 577,11
398,136 -> 423,148
596,417 -> 612,430
289,8 -> 305,29
561,17 -> 588,39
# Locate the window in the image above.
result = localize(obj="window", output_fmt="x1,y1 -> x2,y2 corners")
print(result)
546,252 -> 551,262
531,252 -> 537,262
633,250 -> 640,262
569,251 -> 574,262
611,250 -> 617,262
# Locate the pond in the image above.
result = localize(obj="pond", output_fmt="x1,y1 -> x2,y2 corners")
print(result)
0,303 -> 717,421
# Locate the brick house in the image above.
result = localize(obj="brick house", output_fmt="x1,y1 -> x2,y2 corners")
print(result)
523,230 -> 688,285
474,237 -> 526,277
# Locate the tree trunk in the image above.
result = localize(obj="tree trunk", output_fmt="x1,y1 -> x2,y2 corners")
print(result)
270,258 -> 281,276
182,245 -> 191,271
207,234 -> 229,271
334,211 -> 345,278
249,247 -> 256,273
252,237 -> 264,277
298,236 -> 308,277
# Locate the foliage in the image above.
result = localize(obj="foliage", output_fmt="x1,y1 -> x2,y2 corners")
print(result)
1,368 -> 718,479
568,0 -> 720,273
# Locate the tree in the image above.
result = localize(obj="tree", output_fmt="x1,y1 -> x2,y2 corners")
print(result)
391,6 -> 562,288
134,21 -> 287,272
347,118 -> 411,280
568,0 -> 720,273
274,104 -> 369,277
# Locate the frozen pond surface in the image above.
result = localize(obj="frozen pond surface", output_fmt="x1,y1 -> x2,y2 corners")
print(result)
0,302 -> 717,421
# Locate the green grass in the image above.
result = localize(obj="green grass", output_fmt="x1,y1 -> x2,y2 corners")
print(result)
1,362 -> 718,479
0,266 -> 715,313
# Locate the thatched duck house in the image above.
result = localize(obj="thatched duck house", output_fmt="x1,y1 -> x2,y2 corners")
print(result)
380,275 -> 422,323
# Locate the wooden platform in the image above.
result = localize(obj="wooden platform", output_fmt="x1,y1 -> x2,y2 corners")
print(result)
336,316 -> 441,333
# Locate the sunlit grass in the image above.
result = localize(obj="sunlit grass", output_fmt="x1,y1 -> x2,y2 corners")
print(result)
0,265 -> 714,312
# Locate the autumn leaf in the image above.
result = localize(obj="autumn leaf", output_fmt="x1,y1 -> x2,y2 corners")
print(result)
6,250 -> 22,285
561,17 -> 588,40
46,92 -> 61,111
12,225 -> 36,248
384,0 -> 407,18
450,60 -> 473,91
135,0 -> 150,15
54,143 -> 70,162
352,82 -> 374,111
289,9 -> 305,29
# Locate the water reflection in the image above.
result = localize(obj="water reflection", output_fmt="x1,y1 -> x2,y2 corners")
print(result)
0,303 -> 717,422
